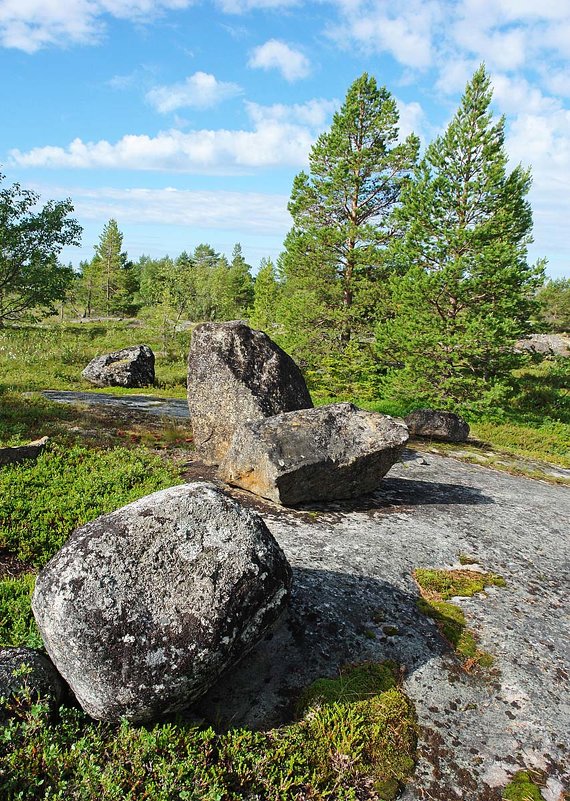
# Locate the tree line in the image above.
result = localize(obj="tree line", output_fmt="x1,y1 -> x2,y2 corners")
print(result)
1,66 -> 568,411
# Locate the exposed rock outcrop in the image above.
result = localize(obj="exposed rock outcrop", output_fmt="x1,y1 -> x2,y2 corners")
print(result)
514,333 -> 570,357
404,408 -> 469,443
219,402 -> 409,505
82,344 -> 155,387
187,321 -> 313,464
32,482 -> 292,723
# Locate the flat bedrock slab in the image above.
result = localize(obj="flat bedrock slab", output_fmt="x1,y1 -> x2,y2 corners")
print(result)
187,321 -> 313,464
219,402 -> 409,505
82,344 -> 155,388
405,408 -> 470,443
32,482 -> 291,723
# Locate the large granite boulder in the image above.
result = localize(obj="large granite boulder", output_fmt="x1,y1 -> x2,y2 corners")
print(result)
32,482 -> 292,723
404,408 -> 469,443
514,333 -> 570,357
82,344 -> 155,387
0,647 -> 65,719
187,321 -> 313,464
219,402 -> 409,505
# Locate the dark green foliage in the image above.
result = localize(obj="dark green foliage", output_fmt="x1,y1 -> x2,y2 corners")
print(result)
0,444 -> 181,567
0,173 -> 81,325
536,278 -> 570,332
277,73 -> 418,386
376,65 -> 544,409
0,663 -> 417,801
0,574 -> 42,648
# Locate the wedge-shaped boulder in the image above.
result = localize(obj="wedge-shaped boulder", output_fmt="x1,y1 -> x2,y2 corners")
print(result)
32,483 -> 291,723
219,403 -> 409,505
82,344 -> 155,387
404,408 -> 469,443
187,321 -> 313,464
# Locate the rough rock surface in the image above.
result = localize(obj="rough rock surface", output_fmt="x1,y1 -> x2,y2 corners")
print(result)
405,408 -> 470,442
81,344 -> 155,387
0,647 -> 65,716
189,454 -> 570,801
515,332 -> 570,356
0,436 -> 49,467
187,321 -> 313,463
220,402 -> 409,505
32,482 -> 291,723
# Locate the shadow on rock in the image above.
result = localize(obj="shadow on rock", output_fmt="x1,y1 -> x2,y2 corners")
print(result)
293,476 -> 494,514
192,566 -> 449,732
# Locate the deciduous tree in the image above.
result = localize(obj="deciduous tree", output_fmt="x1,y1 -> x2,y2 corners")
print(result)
0,173 -> 81,324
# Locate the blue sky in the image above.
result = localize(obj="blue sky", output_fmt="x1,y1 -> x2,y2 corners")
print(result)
1,0 -> 569,278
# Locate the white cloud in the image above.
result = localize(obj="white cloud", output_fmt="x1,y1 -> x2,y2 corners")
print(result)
216,0 -> 299,12
47,185 -> 290,233
248,39 -> 310,81
395,98 -> 428,141
0,0 -> 193,52
146,72 -> 242,113
327,0 -> 441,69
9,99 -> 334,173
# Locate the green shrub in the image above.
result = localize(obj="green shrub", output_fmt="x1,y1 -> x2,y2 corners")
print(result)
0,444 -> 181,567
0,574 -> 42,648
0,663 -> 417,801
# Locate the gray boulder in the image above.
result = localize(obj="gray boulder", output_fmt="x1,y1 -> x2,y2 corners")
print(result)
514,333 -> 570,357
32,482 -> 291,723
219,402 -> 409,505
0,647 -> 65,718
187,321 -> 313,464
405,408 -> 469,442
0,436 -> 49,467
82,344 -> 155,387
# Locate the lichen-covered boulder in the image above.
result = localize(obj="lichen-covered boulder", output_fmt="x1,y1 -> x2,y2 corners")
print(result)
32,483 -> 292,723
404,408 -> 469,443
82,344 -> 155,387
219,402 -> 409,505
0,647 -> 65,719
187,321 -> 313,464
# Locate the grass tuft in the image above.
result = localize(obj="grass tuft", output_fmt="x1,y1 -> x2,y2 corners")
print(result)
502,769 -> 546,800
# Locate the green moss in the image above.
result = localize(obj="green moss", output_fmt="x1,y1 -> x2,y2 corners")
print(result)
297,661 -> 398,714
0,574 -> 42,648
414,568 -> 504,669
502,770 -> 546,800
413,568 -> 506,599
0,663 -> 417,801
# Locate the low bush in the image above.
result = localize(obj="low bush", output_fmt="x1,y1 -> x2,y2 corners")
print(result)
0,444 -> 181,567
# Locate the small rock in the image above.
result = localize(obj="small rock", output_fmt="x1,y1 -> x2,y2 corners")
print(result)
405,408 -> 470,443
0,647 -> 65,718
32,482 -> 292,723
0,436 -> 49,467
82,344 -> 155,387
219,402 -> 409,505
187,321 -> 313,464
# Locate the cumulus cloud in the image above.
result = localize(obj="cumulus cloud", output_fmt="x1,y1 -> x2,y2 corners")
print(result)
326,0 -> 441,69
50,185 -> 289,233
0,0 -> 193,52
9,98 -> 334,173
248,39 -> 310,81
216,0 -> 299,12
146,72 -> 243,113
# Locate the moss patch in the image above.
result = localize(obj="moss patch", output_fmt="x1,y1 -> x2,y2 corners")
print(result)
414,568 -> 505,670
0,662 -> 417,801
502,770 -> 546,800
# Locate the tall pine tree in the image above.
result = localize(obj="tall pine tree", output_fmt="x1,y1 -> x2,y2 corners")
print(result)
376,65 -> 544,409
277,73 -> 418,390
